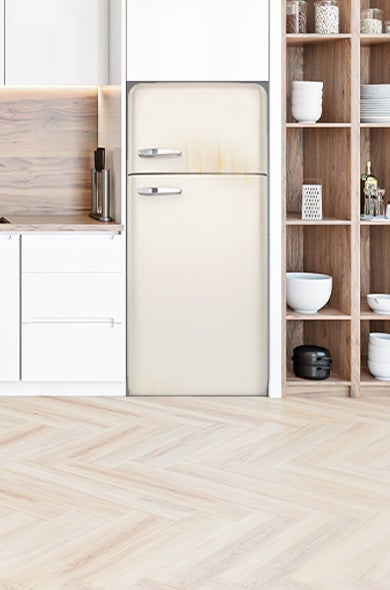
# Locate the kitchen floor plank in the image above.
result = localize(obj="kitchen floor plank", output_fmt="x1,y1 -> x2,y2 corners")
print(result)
1,395 -> 390,589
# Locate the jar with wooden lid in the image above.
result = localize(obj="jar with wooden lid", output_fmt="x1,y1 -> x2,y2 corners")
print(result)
315,0 -> 339,34
286,0 -> 307,34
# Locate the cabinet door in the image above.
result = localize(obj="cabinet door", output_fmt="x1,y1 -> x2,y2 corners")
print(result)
0,234 -> 19,381
5,0 -> 109,85
127,0 -> 269,81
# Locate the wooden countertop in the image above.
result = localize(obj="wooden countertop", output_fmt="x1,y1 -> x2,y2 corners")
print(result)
0,214 -> 124,232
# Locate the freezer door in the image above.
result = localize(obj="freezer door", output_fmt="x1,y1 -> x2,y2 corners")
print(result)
128,83 -> 267,175
128,174 -> 268,396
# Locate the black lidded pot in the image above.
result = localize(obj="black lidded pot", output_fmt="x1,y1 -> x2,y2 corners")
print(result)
292,345 -> 332,380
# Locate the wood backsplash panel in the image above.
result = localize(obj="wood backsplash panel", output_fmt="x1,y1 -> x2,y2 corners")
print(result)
0,88 -> 97,215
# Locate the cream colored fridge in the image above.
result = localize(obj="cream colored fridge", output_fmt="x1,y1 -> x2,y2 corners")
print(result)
127,83 -> 268,395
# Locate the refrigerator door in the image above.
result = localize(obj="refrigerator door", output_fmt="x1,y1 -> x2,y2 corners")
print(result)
128,83 -> 267,175
128,174 -> 268,396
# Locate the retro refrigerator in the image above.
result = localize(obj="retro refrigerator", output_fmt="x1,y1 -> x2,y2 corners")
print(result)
127,83 -> 268,395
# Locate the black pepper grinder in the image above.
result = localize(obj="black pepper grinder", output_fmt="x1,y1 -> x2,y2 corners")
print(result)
90,147 -> 112,222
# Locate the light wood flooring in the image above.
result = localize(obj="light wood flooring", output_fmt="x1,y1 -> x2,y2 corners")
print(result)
1,394 -> 390,589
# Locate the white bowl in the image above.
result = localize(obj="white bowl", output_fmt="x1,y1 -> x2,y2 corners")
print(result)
292,99 -> 323,108
369,333 -> 390,347
292,102 -> 322,124
292,81 -> 324,89
368,359 -> 390,380
292,88 -> 323,96
292,97 -> 323,105
368,345 -> 390,361
286,272 -> 332,314
367,294 -> 390,315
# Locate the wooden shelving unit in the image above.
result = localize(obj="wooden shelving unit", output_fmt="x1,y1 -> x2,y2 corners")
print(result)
283,0 -> 390,396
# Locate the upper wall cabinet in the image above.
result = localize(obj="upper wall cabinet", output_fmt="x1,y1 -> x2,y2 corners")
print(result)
5,0 -> 109,85
127,0 -> 269,82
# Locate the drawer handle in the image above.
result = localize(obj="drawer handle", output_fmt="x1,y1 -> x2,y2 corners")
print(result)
24,317 -> 117,327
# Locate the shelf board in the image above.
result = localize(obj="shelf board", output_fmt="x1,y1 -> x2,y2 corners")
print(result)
360,365 -> 390,390
360,34 -> 390,46
360,298 -> 390,319
286,306 -> 351,320
286,369 -> 351,395
286,122 -> 352,128
360,124 -> 390,128
286,213 -> 351,225
360,218 -> 390,225
286,34 -> 351,46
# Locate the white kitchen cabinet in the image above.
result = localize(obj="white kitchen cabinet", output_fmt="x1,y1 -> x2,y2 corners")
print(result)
0,234 -> 19,381
127,0 -> 269,81
21,233 -> 125,383
22,323 -> 124,382
5,0 -> 109,85
22,274 -> 124,322
22,234 -> 123,273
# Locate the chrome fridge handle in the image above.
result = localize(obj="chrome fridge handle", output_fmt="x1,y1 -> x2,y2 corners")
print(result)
137,187 -> 182,196
137,148 -> 182,158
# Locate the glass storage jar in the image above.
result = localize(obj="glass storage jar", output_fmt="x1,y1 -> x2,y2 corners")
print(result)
360,8 -> 383,34
286,0 -> 307,34
315,0 -> 339,34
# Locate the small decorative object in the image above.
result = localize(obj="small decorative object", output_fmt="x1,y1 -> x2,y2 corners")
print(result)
385,20 -> 390,33
286,0 -> 307,33
360,8 -> 383,34
302,178 -> 322,220
315,0 -> 339,34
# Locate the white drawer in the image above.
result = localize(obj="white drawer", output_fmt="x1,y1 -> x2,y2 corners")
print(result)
22,234 -> 124,273
22,323 -> 125,382
22,273 -> 124,323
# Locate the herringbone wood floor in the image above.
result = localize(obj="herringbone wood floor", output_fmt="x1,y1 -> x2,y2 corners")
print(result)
1,394 -> 390,589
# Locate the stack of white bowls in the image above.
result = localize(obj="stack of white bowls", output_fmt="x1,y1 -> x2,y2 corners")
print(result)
292,81 -> 323,124
368,333 -> 390,380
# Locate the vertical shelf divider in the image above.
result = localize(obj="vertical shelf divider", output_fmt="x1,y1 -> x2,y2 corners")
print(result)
351,0 -> 361,397
282,0 -> 287,396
